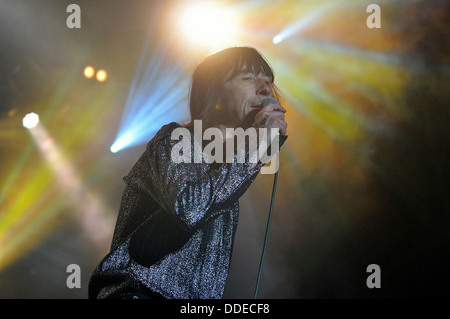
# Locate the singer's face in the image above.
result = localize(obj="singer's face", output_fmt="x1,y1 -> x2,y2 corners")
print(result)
218,69 -> 273,127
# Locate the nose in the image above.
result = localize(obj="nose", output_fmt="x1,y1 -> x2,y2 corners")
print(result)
256,78 -> 271,97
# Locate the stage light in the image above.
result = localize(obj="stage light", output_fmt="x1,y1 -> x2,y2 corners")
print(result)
96,69 -> 107,82
110,133 -> 133,153
26,124 -> 114,253
110,43 -> 190,154
178,2 -> 236,50
272,3 -> 337,44
273,34 -> 283,44
84,66 -> 95,79
22,112 -> 39,129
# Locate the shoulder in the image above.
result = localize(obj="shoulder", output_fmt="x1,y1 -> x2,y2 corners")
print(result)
155,122 -> 183,138
147,122 -> 183,145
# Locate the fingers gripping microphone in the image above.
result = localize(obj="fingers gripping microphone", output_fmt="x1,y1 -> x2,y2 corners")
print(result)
243,97 -> 280,129
254,96 -> 281,299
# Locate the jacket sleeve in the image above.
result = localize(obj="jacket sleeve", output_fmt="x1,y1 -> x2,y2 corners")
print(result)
124,123 -> 287,230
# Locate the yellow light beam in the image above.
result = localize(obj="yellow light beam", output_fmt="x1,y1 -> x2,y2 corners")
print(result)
28,123 -> 115,246
0,122 -> 115,270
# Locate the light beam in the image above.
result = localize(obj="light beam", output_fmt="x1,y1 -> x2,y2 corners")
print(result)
110,42 -> 190,153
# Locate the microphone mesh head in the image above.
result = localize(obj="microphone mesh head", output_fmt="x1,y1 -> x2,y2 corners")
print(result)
261,97 -> 280,107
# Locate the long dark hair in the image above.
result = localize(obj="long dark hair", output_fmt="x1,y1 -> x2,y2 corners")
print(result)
188,47 -> 280,129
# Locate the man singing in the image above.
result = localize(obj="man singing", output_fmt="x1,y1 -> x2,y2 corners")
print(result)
88,47 -> 288,299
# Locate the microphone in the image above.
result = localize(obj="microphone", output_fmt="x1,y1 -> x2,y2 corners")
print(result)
243,97 -> 280,129
260,97 -> 280,108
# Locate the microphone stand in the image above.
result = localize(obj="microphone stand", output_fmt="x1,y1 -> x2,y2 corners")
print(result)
254,153 -> 279,299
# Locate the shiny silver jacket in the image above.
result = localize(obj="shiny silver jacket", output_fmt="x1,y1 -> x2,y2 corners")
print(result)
88,121 -> 287,299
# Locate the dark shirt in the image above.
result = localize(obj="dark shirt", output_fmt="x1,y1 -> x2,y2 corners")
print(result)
88,121 -> 287,299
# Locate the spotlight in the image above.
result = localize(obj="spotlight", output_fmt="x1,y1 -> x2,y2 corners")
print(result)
96,69 -> 107,82
178,2 -> 236,50
272,34 -> 284,44
110,144 -> 119,154
22,112 -> 39,129
84,66 -> 95,79
110,132 -> 134,153
272,3 -> 337,44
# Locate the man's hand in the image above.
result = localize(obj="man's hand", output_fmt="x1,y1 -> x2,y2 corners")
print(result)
254,100 -> 288,135
248,100 -> 287,168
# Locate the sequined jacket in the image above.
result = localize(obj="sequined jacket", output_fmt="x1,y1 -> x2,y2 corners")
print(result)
88,122 -> 287,299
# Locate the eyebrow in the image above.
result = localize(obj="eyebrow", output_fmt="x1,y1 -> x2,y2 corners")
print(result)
240,71 -> 272,81
243,66 -> 273,80
225,61 -> 274,83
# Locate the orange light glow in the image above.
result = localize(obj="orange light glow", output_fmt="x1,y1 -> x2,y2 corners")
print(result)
96,69 -> 108,82
83,66 -> 95,79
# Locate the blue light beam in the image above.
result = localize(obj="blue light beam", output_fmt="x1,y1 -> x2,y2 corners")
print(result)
110,44 -> 190,153
272,2 -> 340,44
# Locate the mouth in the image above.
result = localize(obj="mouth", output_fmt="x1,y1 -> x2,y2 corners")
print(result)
244,107 -> 258,120
248,102 -> 263,113
247,107 -> 258,115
